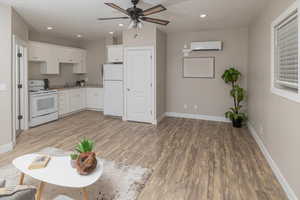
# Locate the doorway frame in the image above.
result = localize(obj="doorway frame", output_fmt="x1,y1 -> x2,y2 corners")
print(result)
123,46 -> 156,124
12,35 -> 29,144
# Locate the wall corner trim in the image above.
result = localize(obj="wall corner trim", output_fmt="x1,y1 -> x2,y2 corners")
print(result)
155,113 -> 166,125
165,112 -> 230,123
248,122 -> 298,200
0,142 -> 14,154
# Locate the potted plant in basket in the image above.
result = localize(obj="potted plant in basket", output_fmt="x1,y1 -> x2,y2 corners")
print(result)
73,139 -> 97,175
221,67 -> 247,128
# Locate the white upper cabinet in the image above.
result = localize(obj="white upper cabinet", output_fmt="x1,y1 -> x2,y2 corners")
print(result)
28,42 -> 59,74
28,41 -> 87,74
57,48 -> 81,64
40,59 -> 59,74
73,50 -> 87,74
107,45 -> 123,63
28,42 -> 50,62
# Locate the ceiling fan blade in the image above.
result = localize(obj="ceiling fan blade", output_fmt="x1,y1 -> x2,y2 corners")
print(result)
141,17 -> 170,25
98,17 -> 129,20
142,4 -> 167,16
104,3 -> 129,16
142,0 -> 191,7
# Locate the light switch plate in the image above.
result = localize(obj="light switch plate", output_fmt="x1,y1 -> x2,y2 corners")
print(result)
0,83 -> 7,91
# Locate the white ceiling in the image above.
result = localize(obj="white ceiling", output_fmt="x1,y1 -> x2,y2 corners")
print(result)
2,0 -> 269,40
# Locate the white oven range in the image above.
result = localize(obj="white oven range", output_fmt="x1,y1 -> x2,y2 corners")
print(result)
29,80 -> 58,127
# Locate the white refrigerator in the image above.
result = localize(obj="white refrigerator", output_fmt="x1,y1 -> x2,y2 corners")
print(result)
103,64 -> 123,117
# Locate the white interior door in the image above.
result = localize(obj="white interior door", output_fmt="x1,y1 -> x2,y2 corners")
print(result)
125,47 -> 153,123
13,35 -> 28,142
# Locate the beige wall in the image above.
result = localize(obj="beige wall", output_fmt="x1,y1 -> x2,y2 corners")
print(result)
12,9 -> 29,41
29,30 -> 80,48
166,28 -> 248,117
28,63 -> 82,87
156,29 -> 167,118
114,32 -> 123,45
123,24 -> 156,47
79,39 -> 106,86
248,0 -> 299,197
0,4 -> 12,146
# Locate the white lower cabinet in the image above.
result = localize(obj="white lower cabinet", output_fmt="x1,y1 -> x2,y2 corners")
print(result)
58,88 -> 103,117
86,88 -> 104,111
69,89 -> 86,112
58,91 -> 70,116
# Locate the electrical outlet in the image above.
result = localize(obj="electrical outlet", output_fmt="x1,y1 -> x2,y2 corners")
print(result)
184,104 -> 188,109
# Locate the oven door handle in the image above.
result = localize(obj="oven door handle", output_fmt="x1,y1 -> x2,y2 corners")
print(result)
31,93 -> 57,98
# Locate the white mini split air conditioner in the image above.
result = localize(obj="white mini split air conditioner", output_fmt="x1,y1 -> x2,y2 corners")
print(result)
190,41 -> 223,51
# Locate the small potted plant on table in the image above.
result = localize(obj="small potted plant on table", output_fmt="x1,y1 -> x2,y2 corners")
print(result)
71,139 -> 97,175
222,67 -> 247,128
70,153 -> 78,168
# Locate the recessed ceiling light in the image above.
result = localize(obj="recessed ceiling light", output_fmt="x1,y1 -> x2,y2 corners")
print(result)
109,31 -> 114,34
47,26 -> 53,30
200,14 -> 207,18
77,34 -> 82,38
118,23 -> 124,27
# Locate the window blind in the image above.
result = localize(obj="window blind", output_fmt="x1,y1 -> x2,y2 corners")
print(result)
276,12 -> 298,89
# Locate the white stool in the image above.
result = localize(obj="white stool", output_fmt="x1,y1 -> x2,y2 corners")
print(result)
53,195 -> 74,200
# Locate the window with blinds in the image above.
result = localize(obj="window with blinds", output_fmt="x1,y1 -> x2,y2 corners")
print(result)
275,11 -> 298,90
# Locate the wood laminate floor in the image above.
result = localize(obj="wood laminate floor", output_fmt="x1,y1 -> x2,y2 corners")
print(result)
0,111 -> 287,200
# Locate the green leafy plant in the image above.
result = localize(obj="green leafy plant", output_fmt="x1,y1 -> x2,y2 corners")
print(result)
222,67 -> 247,128
70,153 -> 79,160
75,139 -> 94,153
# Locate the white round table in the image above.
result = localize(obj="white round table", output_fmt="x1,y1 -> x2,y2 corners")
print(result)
13,153 -> 103,200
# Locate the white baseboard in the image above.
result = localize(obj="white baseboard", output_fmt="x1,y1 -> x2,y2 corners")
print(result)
165,112 -> 230,123
248,122 -> 298,200
86,108 -> 103,112
0,142 -> 14,154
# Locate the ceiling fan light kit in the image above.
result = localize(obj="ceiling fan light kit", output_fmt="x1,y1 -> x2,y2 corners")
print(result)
138,21 -> 143,29
128,20 -> 136,29
98,0 -> 170,29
